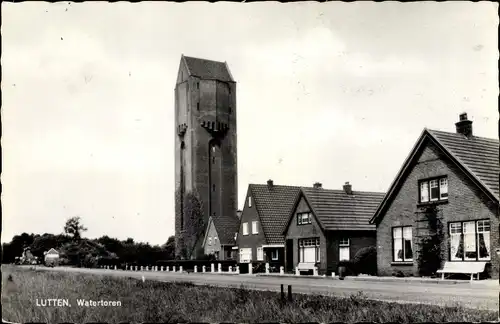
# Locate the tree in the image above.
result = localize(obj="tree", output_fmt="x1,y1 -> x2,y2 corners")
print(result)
162,236 -> 176,260
417,205 -> 444,277
64,216 -> 88,240
183,191 -> 205,259
30,233 -> 72,260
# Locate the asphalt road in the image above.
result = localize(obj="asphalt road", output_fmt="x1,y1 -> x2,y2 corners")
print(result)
38,266 -> 499,311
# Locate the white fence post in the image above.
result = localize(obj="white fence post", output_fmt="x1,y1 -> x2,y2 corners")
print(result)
173,266 -> 176,272
166,266 -> 170,272
313,267 -> 318,276
248,262 -> 253,275
280,266 -> 284,275
179,266 -> 183,273
211,263 -> 215,273
228,266 -> 232,273
236,266 -> 240,274
114,265 -> 117,270
202,265 -> 206,273
194,265 -> 198,273
265,263 -> 270,274
295,267 -> 299,276
332,272 -> 336,278
218,263 -> 222,273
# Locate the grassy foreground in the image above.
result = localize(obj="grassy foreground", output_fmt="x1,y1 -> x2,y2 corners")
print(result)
1,265 -> 497,323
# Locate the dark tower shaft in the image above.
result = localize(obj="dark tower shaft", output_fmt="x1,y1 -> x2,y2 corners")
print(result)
174,55 -> 238,259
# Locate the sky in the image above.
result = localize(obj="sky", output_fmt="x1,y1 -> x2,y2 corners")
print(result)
2,1 -> 498,245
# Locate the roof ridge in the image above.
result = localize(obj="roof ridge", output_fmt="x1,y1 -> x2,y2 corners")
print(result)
183,55 -> 226,64
428,128 -> 499,143
302,187 -> 385,195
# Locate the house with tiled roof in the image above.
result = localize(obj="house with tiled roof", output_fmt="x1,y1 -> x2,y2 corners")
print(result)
282,182 -> 385,275
370,113 -> 499,278
201,214 -> 240,260
236,181 -> 301,266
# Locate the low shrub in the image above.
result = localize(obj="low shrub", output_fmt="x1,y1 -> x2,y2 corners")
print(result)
352,246 -> 377,275
337,260 -> 357,276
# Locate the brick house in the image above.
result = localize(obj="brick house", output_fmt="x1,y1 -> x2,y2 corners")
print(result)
236,180 -> 301,266
282,182 -> 385,275
370,113 -> 499,278
201,214 -> 239,260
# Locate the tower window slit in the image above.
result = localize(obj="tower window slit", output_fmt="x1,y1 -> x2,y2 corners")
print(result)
212,184 -> 216,192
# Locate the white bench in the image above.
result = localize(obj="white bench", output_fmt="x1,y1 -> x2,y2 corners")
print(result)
436,261 -> 486,280
296,262 -> 317,275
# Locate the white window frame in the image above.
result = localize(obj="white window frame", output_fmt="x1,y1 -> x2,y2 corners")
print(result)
252,221 -> 258,234
239,248 -> 252,263
298,238 -> 320,263
339,238 -> 350,261
297,212 -> 312,225
429,179 -> 439,201
419,177 -> 448,203
439,178 -> 448,200
392,226 -> 413,262
208,237 -> 212,246
248,196 -> 252,207
257,247 -> 264,261
214,237 -> 218,244
271,249 -> 279,261
449,219 -> 491,261
420,182 -> 429,203
242,222 -> 249,236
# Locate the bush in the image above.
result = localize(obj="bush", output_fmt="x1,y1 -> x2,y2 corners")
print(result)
352,246 -> 377,275
337,260 -> 357,276
82,255 -> 98,268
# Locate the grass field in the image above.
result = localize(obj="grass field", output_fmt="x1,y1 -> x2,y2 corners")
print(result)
1,265 -> 497,323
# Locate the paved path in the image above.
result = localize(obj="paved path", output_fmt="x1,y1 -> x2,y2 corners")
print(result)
38,267 -> 499,311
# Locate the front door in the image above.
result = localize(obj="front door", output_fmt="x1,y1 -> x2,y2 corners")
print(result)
286,239 -> 294,272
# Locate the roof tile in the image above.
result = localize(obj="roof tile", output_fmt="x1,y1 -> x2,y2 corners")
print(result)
183,56 -> 234,82
250,184 -> 301,245
428,129 -> 499,198
302,188 -> 385,231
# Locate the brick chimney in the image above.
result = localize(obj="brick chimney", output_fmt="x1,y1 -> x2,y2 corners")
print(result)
267,179 -> 274,189
343,182 -> 352,195
455,112 -> 473,138
313,182 -> 322,189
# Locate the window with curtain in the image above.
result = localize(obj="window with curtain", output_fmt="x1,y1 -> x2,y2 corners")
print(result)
239,248 -> 252,263
257,247 -> 264,261
252,221 -> 259,234
393,226 -> 413,262
339,238 -> 350,261
449,220 -> 490,261
297,212 -> 312,225
299,238 -> 320,263
419,176 -> 448,203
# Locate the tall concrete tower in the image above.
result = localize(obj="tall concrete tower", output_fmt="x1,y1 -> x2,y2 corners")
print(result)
174,55 -> 238,259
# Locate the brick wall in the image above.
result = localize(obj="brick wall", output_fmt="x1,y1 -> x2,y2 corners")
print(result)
203,219 -> 221,256
236,187 -> 267,262
285,195 -> 327,273
376,140 -> 499,278
325,231 -> 376,275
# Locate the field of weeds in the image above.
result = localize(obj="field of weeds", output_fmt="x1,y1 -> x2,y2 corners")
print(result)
1,265 -> 497,323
